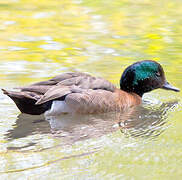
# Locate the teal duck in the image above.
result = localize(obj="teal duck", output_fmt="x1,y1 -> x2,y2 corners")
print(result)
2,60 -> 179,115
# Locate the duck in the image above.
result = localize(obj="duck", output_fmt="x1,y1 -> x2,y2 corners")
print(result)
2,60 -> 180,116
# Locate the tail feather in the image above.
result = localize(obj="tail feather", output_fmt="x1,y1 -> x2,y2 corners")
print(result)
2,89 -> 52,115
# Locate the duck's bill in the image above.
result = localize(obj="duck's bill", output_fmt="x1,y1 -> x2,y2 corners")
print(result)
162,81 -> 180,92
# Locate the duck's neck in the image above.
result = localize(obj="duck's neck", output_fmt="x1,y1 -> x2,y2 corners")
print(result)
115,89 -> 141,109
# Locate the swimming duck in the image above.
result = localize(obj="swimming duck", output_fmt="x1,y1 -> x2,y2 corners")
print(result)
2,60 -> 179,116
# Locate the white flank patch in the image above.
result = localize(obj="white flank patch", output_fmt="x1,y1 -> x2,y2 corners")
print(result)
44,101 -> 71,116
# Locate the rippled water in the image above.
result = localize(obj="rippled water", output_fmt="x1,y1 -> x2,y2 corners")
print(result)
0,0 -> 182,179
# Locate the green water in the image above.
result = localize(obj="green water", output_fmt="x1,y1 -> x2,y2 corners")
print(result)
0,0 -> 182,179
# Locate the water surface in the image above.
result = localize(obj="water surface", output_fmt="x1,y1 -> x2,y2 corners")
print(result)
0,0 -> 182,179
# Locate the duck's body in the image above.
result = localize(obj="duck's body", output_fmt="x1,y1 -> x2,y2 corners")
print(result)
45,89 -> 141,116
2,72 -> 141,115
2,60 -> 179,116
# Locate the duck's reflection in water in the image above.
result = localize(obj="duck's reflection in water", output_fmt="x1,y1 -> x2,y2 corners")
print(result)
6,114 -> 50,141
6,101 -> 178,147
119,101 -> 178,139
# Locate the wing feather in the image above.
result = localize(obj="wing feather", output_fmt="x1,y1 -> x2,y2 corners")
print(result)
36,85 -> 71,105
16,72 -> 116,105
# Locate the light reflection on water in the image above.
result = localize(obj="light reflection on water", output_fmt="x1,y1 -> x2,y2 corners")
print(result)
5,101 -> 178,151
0,0 -> 182,179
0,100 -> 178,176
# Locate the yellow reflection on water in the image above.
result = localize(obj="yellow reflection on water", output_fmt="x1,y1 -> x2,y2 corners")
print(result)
0,0 -> 182,179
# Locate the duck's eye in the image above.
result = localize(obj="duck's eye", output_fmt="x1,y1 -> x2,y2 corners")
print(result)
156,72 -> 160,77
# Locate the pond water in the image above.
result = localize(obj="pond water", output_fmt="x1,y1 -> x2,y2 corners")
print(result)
0,0 -> 182,179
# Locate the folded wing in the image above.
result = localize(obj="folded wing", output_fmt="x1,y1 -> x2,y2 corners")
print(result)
23,72 -> 116,105
3,72 -> 117,114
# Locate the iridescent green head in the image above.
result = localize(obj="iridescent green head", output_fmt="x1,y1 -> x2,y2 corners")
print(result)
120,60 -> 180,97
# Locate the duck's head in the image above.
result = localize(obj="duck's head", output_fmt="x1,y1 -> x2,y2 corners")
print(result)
120,60 -> 180,97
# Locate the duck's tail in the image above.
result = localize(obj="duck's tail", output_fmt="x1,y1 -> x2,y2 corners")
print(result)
2,89 -> 52,115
